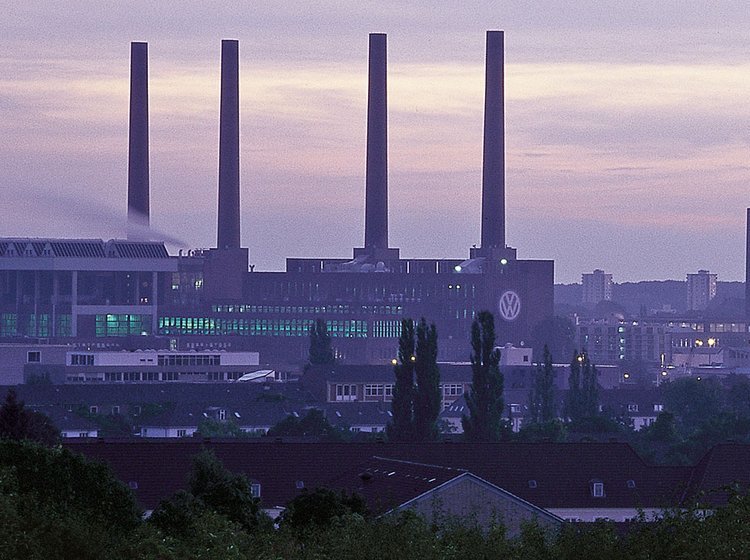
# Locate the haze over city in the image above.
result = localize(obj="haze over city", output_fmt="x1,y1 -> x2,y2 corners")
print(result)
2,1 -> 749,283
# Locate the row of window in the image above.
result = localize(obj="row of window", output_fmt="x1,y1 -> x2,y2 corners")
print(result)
159,317 -> 369,338
211,304 -> 404,316
67,371 -> 243,383
157,354 -> 221,366
342,383 -> 466,401
95,314 -> 151,337
0,313 -> 72,337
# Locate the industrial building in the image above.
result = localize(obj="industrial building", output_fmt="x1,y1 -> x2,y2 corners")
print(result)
0,32 -> 554,364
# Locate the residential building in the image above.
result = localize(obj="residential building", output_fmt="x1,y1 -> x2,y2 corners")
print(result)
686,270 -> 717,311
582,270 -> 613,305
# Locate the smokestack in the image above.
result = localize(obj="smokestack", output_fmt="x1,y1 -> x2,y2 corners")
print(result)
746,209 -> 750,319
217,39 -> 241,250
480,30 -> 505,250
364,33 -> 388,251
127,42 -> 149,231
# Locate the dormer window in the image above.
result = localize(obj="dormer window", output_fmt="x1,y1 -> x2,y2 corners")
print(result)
654,404 -> 664,412
591,481 -> 605,498
627,404 -> 639,412
528,480 -> 538,489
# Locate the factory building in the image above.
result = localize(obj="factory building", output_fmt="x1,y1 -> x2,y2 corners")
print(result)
0,31 -> 554,364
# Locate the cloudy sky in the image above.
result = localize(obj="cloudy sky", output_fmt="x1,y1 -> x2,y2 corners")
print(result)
2,1 -> 749,283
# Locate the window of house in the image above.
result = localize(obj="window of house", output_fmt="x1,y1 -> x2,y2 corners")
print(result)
128,481 -> 139,490
442,384 -> 463,396
79,432 -> 89,438
528,480 -> 538,489
89,406 -> 98,414
27,351 -> 41,363
219,409 -> 226,421
133,405 -> 142,416
591,482 -> 605,497
627,480 -> 636,489
364,384 -> 384,398
523,355 -> 529,362
654,404 -> 664,412
251,483 -> 261,498
510,404 -> 522,413
627,404 -> 639,412
335,384 -> 357,401
177,429 -> 187,437
112,405 -> 120,415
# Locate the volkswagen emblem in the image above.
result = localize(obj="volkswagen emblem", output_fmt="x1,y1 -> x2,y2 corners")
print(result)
498,290 -> 521,321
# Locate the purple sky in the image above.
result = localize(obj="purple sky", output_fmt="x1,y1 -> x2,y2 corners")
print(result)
2,2 -> 749,283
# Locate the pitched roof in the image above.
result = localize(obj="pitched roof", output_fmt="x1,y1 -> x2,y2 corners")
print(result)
324,456 -> 465,514
64,440 -> 692,512
685,443 -> 750,506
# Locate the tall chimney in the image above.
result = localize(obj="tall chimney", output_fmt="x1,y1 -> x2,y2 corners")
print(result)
217,39 -> 241,250
127,42 -> 149,231
480,30 -> 505,250
364,33 -> 388,251
746,208 -> 750,319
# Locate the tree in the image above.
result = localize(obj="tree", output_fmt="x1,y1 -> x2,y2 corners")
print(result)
565,350 -> 584,422
462,311 -> 506,441
308,318 -> 335,365
581,354 -> 600,419
566,351 -> 599,424
150,448 -> 264,535
280,487 -> 367,529
529,345 -> 556,424
387,318 -> 442,441
663,377 -> 723,434
266,409 -> 346,441
194,417 -> 252,438
387,318 -> 416,441
413,318 -> 442,441
0,439 -> 141,529
0,388 -> 59,446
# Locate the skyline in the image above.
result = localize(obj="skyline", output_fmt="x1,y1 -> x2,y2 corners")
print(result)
2,2 -> 749,284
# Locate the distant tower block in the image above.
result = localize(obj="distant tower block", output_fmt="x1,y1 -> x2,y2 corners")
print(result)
364,32 -> 388,252
582,269 -> 613,304
480,30 -> 505,251
127,41 -> 150,231
687,269 -> 717,311
217,39 -> 241,250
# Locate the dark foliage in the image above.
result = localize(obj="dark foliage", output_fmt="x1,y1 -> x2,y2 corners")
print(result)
151,448 -> 264,536
308,318 -> 335,366
387,318 -> 416,441
0,388 -> 59,446
462,311 -> 506,441
280,487 -> 368,529
266,409 -> 346,441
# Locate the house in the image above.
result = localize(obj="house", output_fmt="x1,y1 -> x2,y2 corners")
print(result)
326,456 -> 563,536
65,440 -> 693,523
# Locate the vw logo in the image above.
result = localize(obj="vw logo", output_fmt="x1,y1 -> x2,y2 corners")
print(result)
498,291 -> 521,322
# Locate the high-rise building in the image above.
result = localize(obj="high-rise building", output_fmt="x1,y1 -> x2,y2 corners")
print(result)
582,270 -> 613,304
686,270 -> 717,311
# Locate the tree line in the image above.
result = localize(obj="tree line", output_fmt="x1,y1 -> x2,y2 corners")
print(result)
2,434 -> 750,560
